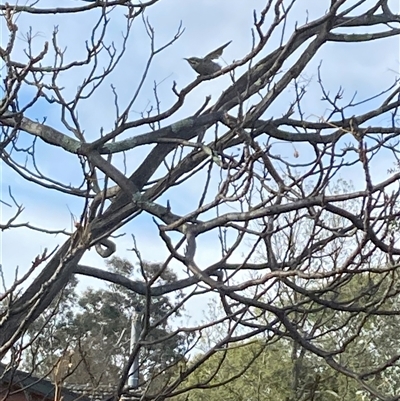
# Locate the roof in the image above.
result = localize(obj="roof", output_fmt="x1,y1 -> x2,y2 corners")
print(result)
0,363 -> 92,401
66,384 -> 117,401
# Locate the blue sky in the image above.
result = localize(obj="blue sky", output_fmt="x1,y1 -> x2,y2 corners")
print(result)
1,0 -> 399,327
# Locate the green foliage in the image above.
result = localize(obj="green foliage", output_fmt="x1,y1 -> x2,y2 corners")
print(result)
173,340 -> 292,401
173,339 -> 363,401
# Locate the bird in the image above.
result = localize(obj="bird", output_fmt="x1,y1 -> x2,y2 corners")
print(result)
184,41 -> 232,76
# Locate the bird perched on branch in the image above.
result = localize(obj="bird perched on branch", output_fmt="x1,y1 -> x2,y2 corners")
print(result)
185,41 -> 231,76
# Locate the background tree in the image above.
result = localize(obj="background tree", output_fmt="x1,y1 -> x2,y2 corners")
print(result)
1,1 -> 400,400
21,257 -> 189,388
173,266 -> 400,401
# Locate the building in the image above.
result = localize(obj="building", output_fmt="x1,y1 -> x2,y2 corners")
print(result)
0,364 -> 92,401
